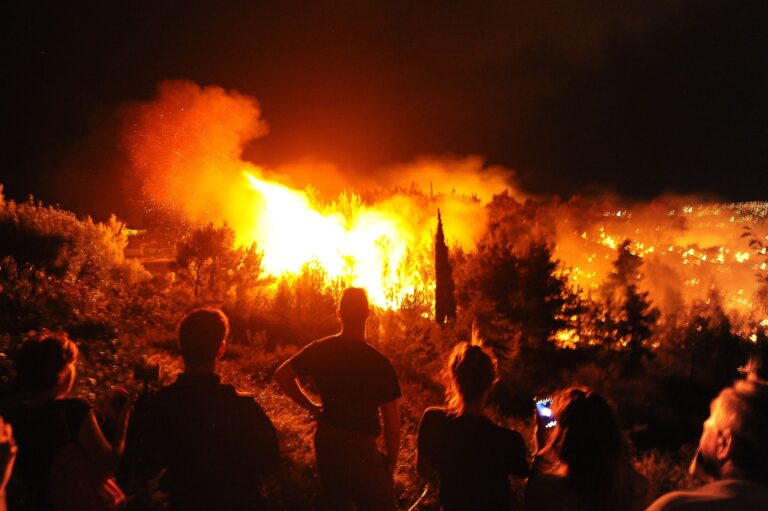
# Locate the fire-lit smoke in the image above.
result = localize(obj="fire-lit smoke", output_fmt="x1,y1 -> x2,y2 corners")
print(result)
122,80 -> 767,323
548,195 -> 768,331
122,80 -> 516,307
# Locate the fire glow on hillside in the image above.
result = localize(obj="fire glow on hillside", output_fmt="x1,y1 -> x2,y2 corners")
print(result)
124,80 -> 768,332
240,169 -> 436,308
124,80 -> 511,308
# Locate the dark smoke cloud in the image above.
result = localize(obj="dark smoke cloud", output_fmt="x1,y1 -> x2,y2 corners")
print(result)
5,0 -> 766,214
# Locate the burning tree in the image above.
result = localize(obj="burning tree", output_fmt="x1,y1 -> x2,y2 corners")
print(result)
599,239 -> 660,375
742,225 -> 768,312
434,209 -> 456,325
678,288 -> 743,387
456,194 -> 571,353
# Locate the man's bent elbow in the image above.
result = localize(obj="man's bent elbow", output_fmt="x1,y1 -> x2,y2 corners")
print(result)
381,399 -> 401,428
273,361 -> 295,391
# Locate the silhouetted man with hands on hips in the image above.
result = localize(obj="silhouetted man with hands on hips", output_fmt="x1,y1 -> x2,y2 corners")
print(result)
276,287 -> 401,511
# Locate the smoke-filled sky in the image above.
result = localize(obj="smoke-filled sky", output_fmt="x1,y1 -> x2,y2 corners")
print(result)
2,0 -> 767,219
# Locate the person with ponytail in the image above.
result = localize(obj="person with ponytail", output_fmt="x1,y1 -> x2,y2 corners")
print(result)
416,340 -> 529,510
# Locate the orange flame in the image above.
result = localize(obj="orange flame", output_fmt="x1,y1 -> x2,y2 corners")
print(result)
123,80 -> 514,309
240,170 -> 434,308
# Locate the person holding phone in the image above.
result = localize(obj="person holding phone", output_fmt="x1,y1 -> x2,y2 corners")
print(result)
534,397 -> 558,430
416,341 -> 529,510
526,387 -> 647,511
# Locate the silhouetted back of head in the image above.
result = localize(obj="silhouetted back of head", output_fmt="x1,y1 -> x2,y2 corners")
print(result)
446,342 -> 497,412
544,388 -> 626,510
178,308 -> 229,367
716,375 -> 768,482
14,332 -> 77,395
338,287 -> 370,325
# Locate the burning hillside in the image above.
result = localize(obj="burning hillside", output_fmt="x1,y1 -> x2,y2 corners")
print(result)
553,200 -> 768,311
122,80 -> 515,308
122,80 -> 768,330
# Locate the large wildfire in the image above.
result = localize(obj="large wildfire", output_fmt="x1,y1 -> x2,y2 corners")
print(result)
123,80 -> 768,331
123,80 -> 515,308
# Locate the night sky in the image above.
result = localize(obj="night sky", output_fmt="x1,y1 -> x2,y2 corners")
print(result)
2,1 -> 767,219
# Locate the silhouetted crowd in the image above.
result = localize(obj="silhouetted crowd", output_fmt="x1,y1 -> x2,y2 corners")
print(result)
1,287 -> 767,510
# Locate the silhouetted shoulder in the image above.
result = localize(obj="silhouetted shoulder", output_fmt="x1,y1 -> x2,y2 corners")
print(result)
4,397 -> 91,438
646,480 -> 768,511
645,490 -> 712,511
59,397 -> 91,413
526,466 -> 574,511
360,341 -> 399,379
421,406 -> 450,423
57,397 -> 92,426
489,419 -> 529,477
292,336 -> 399,395
289,335 -> 336,375
416,407 -> 452,469
418,408 -> 529,510
647,491 -> 692,511
417,407 -> 451,445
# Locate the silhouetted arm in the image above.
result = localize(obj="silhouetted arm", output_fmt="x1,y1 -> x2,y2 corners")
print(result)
507,430 -> 530,478
77,404 -> 131,475
415,409 -> 439,482
0,418 -> 16,511
242,399 -> 280,477
381,399 -> 400,475
416,449 -> 438,482
274,360 -> 322,417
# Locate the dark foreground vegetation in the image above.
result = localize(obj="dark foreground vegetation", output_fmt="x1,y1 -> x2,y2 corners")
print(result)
1,188 -> 767,509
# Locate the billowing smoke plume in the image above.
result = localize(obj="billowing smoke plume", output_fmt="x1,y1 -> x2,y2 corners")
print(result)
122,80 -> 269,236
121,80 -> 519,307
121,79 -> 767,318
122,79 -> 517,241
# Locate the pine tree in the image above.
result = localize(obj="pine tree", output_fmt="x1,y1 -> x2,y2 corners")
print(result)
600,239 -> 660,375
435,209 -> 456,324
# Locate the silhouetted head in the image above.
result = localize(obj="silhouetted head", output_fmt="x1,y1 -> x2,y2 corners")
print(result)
446,342 -> 497,413
178,308 -> 229,369
693,374 -> 768,483
542,388 -> 627,510
337,287 -> 371,326
14,332 -> 78,398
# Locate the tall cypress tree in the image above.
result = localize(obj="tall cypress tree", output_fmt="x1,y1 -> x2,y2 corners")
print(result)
435,209 -> 456,324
